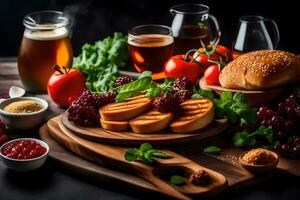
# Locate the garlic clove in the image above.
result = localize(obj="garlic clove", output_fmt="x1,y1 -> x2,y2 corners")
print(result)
9,86 -> 26,98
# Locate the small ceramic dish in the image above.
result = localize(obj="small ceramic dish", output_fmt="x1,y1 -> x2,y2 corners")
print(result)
239,150 -> 279,174
0,97 -> 48,129
0,138 -> 49,171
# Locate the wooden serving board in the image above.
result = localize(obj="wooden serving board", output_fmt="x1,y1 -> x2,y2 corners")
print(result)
40,115 -> 300,199
199,78 -> 283,106
46,116 -> 228,200
62,111 -> 228,145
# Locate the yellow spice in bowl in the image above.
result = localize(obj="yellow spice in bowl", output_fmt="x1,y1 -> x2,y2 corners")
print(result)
242,148 -> 276,165
3,100 -> 44,113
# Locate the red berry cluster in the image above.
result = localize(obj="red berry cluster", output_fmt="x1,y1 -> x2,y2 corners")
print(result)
68,90 -> 116,126
1,140 -> 47,160
154,77 -> 193,113
0,120 -> 8,146
113,76 -> 132,87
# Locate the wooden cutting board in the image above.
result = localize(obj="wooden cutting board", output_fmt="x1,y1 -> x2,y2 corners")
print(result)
40,115 -> 300,199
61,111 -> 228,145
47,116 -> 228,200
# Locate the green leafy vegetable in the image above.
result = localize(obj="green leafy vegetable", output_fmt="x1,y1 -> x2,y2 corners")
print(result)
124,143 -> 172,164
214,92 -> 257,125
73,32 -> 129,92
170,175 -> 186,185
203,146 -> 222,155
115,71 -> 175,102
233,126 -> 273,147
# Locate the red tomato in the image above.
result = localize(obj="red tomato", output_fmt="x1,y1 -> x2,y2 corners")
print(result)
193,45 -> 233,67
47,69 -> 86,108
164,55 -> 205,84
204,65 -> 220,85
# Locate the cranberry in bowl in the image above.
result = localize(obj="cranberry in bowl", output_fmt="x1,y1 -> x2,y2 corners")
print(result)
0,138 -> 49,171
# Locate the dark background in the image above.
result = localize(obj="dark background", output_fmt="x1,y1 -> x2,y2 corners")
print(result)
0,0 -> 299,57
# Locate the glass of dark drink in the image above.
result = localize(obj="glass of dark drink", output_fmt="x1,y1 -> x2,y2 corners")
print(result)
18,11 -> 73,93
170,4 -> 220,54
232,15 -> 280,58
128,25 -> 174,79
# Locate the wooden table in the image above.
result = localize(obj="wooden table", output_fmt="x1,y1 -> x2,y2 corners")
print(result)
1,59 -> 300,200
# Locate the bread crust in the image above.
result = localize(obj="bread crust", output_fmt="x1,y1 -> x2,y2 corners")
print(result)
219,50 -> 300,90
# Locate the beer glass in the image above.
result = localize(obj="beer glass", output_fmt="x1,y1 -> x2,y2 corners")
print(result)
128,25 -> 174,79
18,11 -> 73,93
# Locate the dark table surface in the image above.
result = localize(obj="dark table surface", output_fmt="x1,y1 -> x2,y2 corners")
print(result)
1,58 -> 300,200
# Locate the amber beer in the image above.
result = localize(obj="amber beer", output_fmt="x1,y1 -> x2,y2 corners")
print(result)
128,25 -> 174,79
18,11 -> 73,92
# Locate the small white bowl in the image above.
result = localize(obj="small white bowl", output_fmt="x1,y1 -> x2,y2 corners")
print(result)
0,138 -> 49,171
0,97 -> 48,129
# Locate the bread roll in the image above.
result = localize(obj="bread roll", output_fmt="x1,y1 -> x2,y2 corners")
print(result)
219,50 -> 300,90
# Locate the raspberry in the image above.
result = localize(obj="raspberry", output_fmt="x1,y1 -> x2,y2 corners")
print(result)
68,90 -> 116,127
174,90 -> 193,103
173,77 -> 193,91
154,93 -> 181,113
114,76 -> 132,87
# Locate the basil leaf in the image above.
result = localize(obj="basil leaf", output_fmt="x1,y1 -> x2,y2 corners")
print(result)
140,143 -> 152,152
115,91 -> 139,103
139,71 -> 152,79
256,126 -> 273,143
203,146 -> 222,155
170,175 -> 186,185
116,76 -> 152,93
124,149 -> 139,161
145,87 -> 162,99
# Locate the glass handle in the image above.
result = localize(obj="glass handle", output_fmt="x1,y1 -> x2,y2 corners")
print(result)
208,14 -> 221,46
264,18 -> 280,49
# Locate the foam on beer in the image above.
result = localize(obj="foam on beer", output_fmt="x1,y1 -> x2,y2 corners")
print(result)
128,34 -> 174,47
24,26 -> 68,41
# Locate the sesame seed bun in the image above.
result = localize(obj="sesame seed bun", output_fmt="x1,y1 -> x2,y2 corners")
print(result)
219,50 -> 300,90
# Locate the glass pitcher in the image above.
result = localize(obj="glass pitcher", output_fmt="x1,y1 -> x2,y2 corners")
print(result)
170,4 -> 220,54
232,15 -> 280,57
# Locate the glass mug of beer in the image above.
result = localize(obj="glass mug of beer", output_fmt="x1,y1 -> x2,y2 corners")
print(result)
18,11 -> 73,92
128,25 -> 174,79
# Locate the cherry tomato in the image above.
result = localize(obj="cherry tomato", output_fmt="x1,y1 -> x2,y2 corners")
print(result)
47,67 -> 86,108
193,45 -> 233,67
164,55 -> 205,84
204,65 -> 220,85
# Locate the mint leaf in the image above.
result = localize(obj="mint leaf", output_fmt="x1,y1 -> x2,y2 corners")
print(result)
233,92 -> 247,103
139,71 -> 152,79
170,175 -> 186,185
256,126 -> 273,143
140,143 -> 153,152
203,146 -> 222,155
192,89 -> 214,101
124,149 -> 139,161
233,131 -> 250,147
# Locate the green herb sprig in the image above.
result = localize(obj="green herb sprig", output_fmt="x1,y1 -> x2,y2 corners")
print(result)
124,143 -> 172,164
233,126 -> 273,147
115,71 -> 175,102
